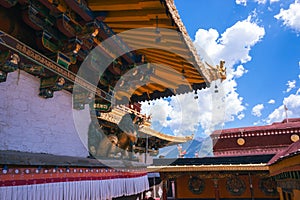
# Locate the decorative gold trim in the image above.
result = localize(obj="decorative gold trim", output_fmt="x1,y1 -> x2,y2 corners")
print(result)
148,164 -> 269,172
165,0 -> 215,83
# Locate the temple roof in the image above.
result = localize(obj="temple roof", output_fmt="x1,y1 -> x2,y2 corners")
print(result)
89,0 -> 220,81
153,154 -> 274,166
149,155 -> 273,172
268,140 -> 300,165
99,106 -> 193,152
87,0 -> 225,103
211,118 -> 300,157
268,140 -> 300,176
211,118 -> 300,136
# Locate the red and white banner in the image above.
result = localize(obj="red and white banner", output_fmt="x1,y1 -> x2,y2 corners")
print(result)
0,166 -> 149,199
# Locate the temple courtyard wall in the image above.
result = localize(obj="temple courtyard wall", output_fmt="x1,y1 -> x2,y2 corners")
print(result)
0,71 -> 89,157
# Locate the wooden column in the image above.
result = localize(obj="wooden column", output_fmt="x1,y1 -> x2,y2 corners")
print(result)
248,173 -> 254,200
162,178 -> 168,200
277,187 -> 284,200
153,177 -> 156,199
213,178 -> 220,200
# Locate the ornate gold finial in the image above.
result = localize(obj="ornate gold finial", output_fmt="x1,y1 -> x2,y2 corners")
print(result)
218,60 -> 226,81
205,60 -> 227,81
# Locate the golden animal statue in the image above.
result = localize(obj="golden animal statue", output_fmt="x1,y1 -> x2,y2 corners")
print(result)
206,60 -> 226,81
88,113 -> 143,159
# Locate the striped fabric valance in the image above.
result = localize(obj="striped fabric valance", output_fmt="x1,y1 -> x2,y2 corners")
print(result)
0,166 -> 149,200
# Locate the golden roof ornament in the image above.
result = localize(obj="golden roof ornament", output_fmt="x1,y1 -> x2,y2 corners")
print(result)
206,60 -> 227,82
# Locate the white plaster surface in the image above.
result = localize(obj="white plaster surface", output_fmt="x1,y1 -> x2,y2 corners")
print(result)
0,71 -> 90,157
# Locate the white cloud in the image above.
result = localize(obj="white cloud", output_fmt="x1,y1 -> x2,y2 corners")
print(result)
270,0 -> 280,3
265,92 -> 300,123
286,80 -> 296,92
236,0 -> 247,6
141,99 -> 173,128
274,1 -> 300,33
167,93 -> 203,136
268,99 -> 275,104
253,120 -> 265,125
237,113 -> 245,120
255,0 -> 267,4
236,0 -> 279,5
195,15 -> 265,67
196,16 -> 265,66
141,93 -> 209,136
194,15 -> 264,130
194,28 -> 222,61
142,15 -> 265,136
233,65 -> 248,78
252,104 -> 264,117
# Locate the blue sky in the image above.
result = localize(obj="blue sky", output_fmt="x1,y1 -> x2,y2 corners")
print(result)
141,0 -> 300,137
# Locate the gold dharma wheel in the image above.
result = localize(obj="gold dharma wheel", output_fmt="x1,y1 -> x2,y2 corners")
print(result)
237,138 -> 245,146
290,134 -> 299,142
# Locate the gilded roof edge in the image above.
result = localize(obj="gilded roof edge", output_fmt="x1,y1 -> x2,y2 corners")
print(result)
148,164 -> 269,172
165,0 -> 218,83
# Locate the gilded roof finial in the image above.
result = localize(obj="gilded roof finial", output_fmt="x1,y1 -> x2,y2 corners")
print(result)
205,60 -> 226,82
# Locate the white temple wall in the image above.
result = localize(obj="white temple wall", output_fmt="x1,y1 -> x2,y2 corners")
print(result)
0,71 -> 89,157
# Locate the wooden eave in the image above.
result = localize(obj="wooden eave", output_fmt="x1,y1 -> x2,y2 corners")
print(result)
99,106 -> 193,149
0,0 -> 224,105
269,153 -> 300,176
88,0 -> 221,102
139,126 -> 193,144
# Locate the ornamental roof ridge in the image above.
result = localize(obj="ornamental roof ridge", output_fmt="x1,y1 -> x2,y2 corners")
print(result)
211,118 -> 300,136
164,0 -> 223,83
